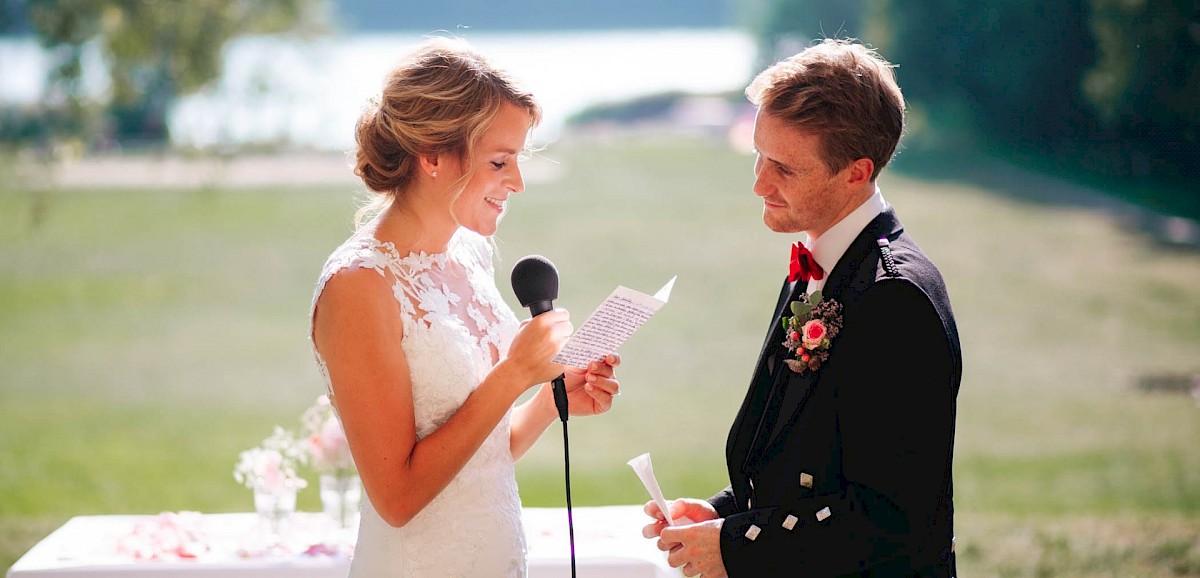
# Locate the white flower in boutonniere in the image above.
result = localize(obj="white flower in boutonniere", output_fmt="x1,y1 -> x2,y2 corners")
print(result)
781,290 -> 844,374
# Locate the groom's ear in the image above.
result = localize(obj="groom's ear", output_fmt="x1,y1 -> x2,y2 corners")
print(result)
843,157 -> 875,186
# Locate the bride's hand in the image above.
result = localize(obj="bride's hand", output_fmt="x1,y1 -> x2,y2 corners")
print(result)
501,309 -> 573,389
562,353 -> 622,417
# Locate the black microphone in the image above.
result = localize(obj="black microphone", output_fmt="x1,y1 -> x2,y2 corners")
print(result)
513,255 -> 578,577
511,255 -> 569,423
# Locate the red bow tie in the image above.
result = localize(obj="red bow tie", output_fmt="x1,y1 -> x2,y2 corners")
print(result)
789,242 -> 824,283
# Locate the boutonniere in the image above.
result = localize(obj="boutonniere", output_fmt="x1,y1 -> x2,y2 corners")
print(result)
781,290 -> 844,374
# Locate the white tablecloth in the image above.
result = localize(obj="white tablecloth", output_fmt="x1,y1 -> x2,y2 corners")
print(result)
7,506 -> 680,577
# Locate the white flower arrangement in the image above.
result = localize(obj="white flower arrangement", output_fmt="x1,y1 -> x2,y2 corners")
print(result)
232,426 -> 309,493
300,395 -> 356,476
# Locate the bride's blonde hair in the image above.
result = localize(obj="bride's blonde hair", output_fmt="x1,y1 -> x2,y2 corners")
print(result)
353,37 -> 542,226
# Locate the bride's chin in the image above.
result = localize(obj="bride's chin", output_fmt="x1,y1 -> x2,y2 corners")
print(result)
466,219 -> 501,237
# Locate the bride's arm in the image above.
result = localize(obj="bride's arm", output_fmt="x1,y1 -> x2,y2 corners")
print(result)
313,267 -> 567,528
509,355 -> 622,460
508,386 -> 558,460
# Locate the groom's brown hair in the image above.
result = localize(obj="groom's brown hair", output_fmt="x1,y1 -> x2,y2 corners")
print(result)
746,38 -> 905,181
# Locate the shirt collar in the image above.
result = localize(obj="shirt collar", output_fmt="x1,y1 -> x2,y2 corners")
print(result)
804,187 -> 887,289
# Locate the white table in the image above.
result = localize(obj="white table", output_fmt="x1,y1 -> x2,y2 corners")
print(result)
7,505 -> 680,577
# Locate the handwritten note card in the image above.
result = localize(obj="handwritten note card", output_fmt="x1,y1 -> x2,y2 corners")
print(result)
552,276 -> 676,369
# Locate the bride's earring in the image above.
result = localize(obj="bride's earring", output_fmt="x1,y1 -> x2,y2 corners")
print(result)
431,171 -> 438,178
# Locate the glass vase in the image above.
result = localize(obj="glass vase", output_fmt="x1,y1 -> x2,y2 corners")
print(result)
319,473 -> 361,529
253,481 -> 298,541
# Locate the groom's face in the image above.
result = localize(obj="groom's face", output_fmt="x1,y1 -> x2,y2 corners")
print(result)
751,111 -> 844,237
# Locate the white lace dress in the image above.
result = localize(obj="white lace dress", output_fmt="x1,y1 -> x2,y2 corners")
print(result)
310,228 -> 526,577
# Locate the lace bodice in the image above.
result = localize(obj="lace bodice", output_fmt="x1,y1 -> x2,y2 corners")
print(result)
310,228 -> 526,577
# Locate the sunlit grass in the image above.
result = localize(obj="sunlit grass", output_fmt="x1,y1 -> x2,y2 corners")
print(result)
1,136 -> 1198,576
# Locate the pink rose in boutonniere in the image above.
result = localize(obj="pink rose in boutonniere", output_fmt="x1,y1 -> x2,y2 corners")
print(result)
801,319 -> 827,349
781,290 -> 844,374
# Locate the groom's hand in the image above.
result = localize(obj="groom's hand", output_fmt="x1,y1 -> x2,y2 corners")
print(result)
658,517 -> 727,578
641,498 -> 717,539
641,499 -> 723,577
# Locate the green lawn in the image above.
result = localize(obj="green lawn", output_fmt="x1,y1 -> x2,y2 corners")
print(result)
2,136 -> 1198,576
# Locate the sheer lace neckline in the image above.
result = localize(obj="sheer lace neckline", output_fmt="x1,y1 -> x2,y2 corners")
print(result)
351,228 -> 465,266
347,229 -> 510,367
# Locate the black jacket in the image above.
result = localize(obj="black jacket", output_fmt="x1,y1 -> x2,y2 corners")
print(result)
710,208 -> 962,577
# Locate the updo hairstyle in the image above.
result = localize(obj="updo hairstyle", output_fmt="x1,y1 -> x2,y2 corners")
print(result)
353,38 -> 541,222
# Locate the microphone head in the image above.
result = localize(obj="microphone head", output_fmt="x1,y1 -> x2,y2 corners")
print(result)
511,255 -> 559,309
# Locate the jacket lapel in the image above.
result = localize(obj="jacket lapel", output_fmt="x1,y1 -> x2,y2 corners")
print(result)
733,278 -> 802,477
756,279 -> 800,376
753,209 -> 905,459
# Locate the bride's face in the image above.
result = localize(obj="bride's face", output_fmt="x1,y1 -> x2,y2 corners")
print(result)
452,103 -> 532,237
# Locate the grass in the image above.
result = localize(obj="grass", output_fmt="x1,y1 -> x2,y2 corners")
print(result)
2,135 -> 1199,576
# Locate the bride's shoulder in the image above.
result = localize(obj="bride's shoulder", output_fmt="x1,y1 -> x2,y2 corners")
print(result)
311,263 -> 406,351
321,235 -> 398,277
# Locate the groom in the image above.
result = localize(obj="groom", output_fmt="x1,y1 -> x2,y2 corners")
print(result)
643,39 -> 961,577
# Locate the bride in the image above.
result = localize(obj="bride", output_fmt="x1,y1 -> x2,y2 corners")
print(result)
309,38 -> 621,576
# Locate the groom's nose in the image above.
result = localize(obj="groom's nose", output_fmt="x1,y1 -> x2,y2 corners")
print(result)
752,164 -> 772,198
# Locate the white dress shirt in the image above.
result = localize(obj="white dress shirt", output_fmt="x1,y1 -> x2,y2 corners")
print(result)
804,187 -> 888,295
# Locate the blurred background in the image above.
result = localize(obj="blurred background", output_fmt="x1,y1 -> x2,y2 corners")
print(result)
1,0 -> 1197,576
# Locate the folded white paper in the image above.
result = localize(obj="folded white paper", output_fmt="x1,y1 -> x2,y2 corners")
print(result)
627,452 -> 678,526
552,276 -> 676,369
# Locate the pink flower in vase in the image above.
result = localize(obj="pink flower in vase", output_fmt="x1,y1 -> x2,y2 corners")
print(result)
254,450 -> 288,492
301,395 -> 356,474
309,419 -> 352,471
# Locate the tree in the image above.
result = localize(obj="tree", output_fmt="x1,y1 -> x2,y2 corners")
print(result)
10,0 -> 327,148
739,0 -> 869,69
743,0 -> 1197,215
1084,0 -> 1199,178
876,0 -> 1096,149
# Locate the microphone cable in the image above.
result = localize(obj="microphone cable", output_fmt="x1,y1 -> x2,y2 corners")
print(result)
551,374 -> 576,578
560,407 -> 576,577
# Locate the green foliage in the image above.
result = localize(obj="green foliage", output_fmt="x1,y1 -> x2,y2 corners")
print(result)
740,0 -> 1198,216
10,0 -> 327,146
740,0 -> 868,67
1083,0 -> 1200,179
888,0 -> 1096,145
